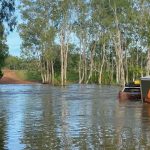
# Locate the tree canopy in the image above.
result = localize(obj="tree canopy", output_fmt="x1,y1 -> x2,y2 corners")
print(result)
18,0 -> 150,85
0,0 -> 16,78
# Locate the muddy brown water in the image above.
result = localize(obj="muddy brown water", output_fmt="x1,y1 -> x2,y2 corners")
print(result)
0,84 -> 150,150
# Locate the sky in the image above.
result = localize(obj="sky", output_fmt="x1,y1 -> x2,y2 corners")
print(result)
7,29 -> 22,56
6,0 -> 21,57
6,0 -> 79,57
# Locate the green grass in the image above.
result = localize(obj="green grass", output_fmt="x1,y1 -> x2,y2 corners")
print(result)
15,70 -> 41,81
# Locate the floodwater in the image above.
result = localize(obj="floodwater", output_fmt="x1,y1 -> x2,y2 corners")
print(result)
0,84 -> 150,150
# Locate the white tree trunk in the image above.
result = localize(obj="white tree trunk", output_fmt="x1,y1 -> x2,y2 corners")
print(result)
98,43 -> 105,84
146,48 -> 150,76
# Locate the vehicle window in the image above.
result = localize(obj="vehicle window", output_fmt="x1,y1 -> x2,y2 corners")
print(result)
124,88 -> 140,92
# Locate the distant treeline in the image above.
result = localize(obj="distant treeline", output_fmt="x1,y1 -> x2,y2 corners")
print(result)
17,0 -> 150,85
2,0 -> 150,85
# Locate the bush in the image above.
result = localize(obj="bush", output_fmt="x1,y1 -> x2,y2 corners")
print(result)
26,71 -> 41,81
15,70 -> 41,81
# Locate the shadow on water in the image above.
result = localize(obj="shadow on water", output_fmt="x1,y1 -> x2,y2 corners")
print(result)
0,84 -> 150,149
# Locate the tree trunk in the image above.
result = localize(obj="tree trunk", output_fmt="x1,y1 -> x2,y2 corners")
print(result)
110,3 -> 125,86
98,43 -> 105,84
51,61 -> 54,85
111,58 -> 114,84
61,30 -> 64,86
79,52 -> 82,83
79,40 -> 83,83
64,42 -> 69,85
40,55 -> 54,84
115,15 -> 125,85
83,46 -> 87,83
146,48 -> 150,76
60,27 -> 69,86
86,42 -> 96,84
125,49 -> 128,83
79,41 -> 86,84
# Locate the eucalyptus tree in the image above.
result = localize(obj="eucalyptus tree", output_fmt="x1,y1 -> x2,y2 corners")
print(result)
123,0 -> 150,80
89,0 -> 116,84
0,0 -> 16,30
19,0 -> 76,85
18,0 -> 150,85
116,0 -> 148,82
73,0 -> 93,84
85,8 -> 100,84
99,0 -> 133,85
107,0 -> 134,85
137,0 -> 150,76
55,0 -> 74,85
90,0 -> 113,84
19,0 -> 58,84
0,0 -> 16,78
0,25 -> 8,78
90,0 -> 138,85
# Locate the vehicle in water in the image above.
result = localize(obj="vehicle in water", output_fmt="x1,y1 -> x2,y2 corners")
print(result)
141,76 -> 150,103
118,81 -> 141,101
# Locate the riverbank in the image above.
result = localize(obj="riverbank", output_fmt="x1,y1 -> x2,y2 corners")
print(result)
0,69 -> 39,84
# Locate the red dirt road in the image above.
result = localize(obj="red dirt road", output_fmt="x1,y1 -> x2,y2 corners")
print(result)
0,69 -> 36,84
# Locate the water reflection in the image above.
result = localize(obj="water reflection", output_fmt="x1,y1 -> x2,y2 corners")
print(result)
1,84 -> 150,149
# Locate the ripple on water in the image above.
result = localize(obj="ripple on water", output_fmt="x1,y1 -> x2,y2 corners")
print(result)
0,84 -> 150,149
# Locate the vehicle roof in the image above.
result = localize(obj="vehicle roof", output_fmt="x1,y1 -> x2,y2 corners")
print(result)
124,87 -> 140,88
141,76 -> 150,80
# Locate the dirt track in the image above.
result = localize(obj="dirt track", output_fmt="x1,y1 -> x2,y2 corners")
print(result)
0,69 -> 36,84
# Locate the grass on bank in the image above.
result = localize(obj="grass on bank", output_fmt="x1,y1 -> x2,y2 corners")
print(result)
15,70 -> 41,82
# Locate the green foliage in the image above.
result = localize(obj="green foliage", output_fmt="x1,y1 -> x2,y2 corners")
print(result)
0,24 -> 8,69
15,70 -> 41,81
67,72 -> 78,83
5,56 -> 22,69
25,71 -> 41,81
19,0 -> 61,84
0,0 -> 16,76
0,0 -> 16,31
17,0 -> 150,85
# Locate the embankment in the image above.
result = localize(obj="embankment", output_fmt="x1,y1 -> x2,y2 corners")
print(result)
0,69 -> 38,84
